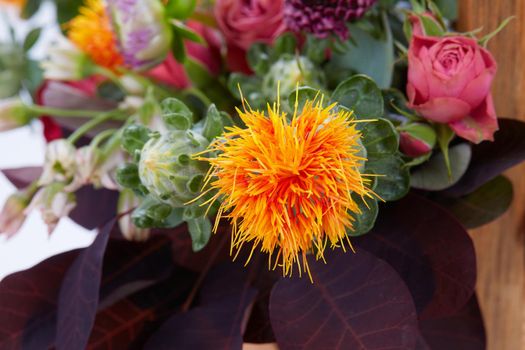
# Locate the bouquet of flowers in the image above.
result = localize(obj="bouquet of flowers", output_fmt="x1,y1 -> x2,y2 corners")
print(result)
0,0 -> 521,349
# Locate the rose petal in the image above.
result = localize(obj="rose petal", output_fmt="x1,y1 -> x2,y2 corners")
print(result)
407,54 -> 429,101
449,94 -> 498,143
411,97 -> 472,123
458,68 -> 496,108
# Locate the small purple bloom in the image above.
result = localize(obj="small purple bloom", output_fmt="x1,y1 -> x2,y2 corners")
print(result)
284,0 -> 377,40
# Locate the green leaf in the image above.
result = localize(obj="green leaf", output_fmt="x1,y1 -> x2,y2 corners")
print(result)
247,43 -> 271,76
433,175 -> 513,229
287,86 -> 319,114
303,35 -> 330,64
166,0 -> 196,20
347,196 -> 379,236
161,97 -> 193,130
171,19 -> 204,44
21,0 -> 42,19
55,0 -> 83,25
184,59 -> 213,88
227,73 -> 266,107
331,75 -> 384,119
187,217 -> 212,252
122,124 -> 152,155
361,118 -> 399,157
433,0 -> 458,21
418,14 -> 446,36
411,143 -> 472,191
202,104 -> 224,140
96,81 -> 125,102
146,202 -> 173,222
366,154 -> 410,201
171,31 -> 186,63
116,163 -> 142,189
271,33 -> 297,58
23,27 -> 42,52
325,12 -> 394,89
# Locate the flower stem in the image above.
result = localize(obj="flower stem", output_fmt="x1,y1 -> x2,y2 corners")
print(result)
67,112 -> 119,144
27,105 -> 107,118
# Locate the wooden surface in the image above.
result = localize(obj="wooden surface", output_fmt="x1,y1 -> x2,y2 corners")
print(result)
458,2 -> 525,349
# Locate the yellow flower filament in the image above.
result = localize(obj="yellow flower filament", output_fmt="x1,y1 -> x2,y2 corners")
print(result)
197,94 -> 375,279
66,0 -> 123,70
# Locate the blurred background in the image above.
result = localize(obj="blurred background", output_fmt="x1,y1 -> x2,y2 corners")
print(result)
0,1 -> 523,349
0,2 -> 94,281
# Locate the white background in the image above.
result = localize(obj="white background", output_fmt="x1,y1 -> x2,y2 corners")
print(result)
0,3 -> 95,281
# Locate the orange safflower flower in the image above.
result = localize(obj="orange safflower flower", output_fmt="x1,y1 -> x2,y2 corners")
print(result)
66,0 -> 123,70
197,93 -> 375,279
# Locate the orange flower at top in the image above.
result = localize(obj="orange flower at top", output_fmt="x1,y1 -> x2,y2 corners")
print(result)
0,0 -> 26,8
67,0 -> 123,70
198,94 -> 375,279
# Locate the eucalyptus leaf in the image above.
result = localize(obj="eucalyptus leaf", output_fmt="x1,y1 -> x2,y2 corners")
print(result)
433,176 -> 513,229
331,75 -> 384,119
287,86 -> 319,113
23,27 -> 42,52
247,43 -> 271,76
187,217 -> 212,252
411,143 -> 472,191
366,154 -> 409,201
361,118 -> 399,156
171,20 -> 204,44
202,104 -> 224,140
271,33 -> 297,58
433,0 -> 458,21
325,13 -> 394,88
347,196 -> 379,236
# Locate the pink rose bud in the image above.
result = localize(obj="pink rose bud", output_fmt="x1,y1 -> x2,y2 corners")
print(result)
0,189 -> 34,237
214,0 -> 286,73
399,123 -> 436,158
0,98 -> 34,132
407,34 -> 498,143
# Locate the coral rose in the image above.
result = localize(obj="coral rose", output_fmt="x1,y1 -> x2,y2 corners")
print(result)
407,35 -> 498,143
214,0 -> 286,73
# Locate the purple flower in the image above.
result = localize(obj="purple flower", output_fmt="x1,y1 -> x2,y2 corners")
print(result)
105,0 -> 172,70
284,0 -> 377,40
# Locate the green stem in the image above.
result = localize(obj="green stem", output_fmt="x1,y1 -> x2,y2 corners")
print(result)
27,105 -> 108,118
91,129 -> 118,148
93,66 -> 125,89
67,112 -> 117,144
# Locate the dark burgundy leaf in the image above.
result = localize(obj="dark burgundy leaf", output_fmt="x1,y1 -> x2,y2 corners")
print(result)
444,118 -> 525,196
2,167 -> 42,189
69,186 -> 119,230
419,295 -> 486,350
0,250 -> 79,350
270,250 -> 418,350
144,263 -> 257,350
356,193 -> 476,318
88,267 -> 196,350
56,219 -> 116,350
99,236 -> 174,308
0,226 -> 175,350
164,222 -> 232,272
244,262 -> 280,343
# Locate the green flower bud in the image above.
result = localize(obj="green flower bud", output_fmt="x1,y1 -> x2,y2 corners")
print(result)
138,129 -> 209,206
262,56 -> 324,101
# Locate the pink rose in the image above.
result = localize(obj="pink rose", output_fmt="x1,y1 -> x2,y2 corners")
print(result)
407,35 -> 498,143
214,0 -> 286,73
148,21 -> 222,88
